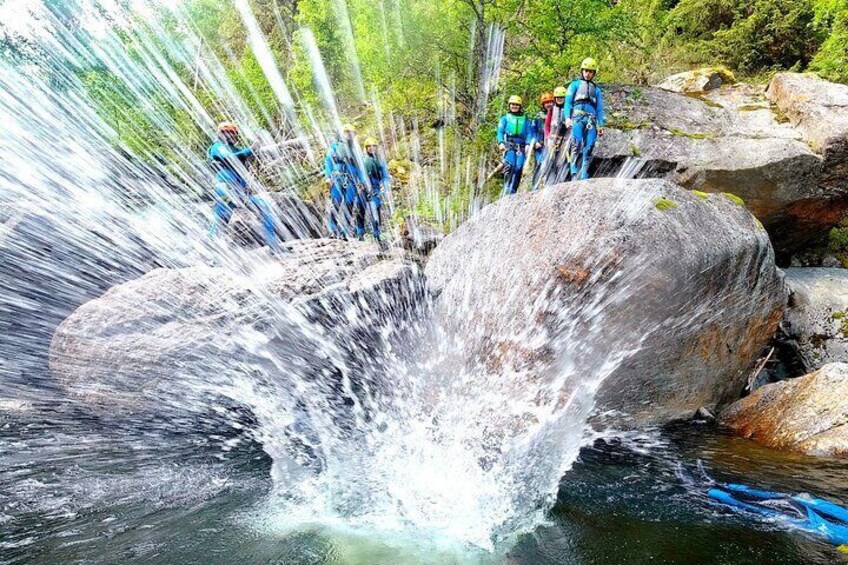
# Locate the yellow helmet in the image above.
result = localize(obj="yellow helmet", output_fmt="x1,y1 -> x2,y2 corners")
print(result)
553,86 -> 567,98
342,123 -> 356,133
363,137 -> 378,147
581,57 -> 599,71
508,95 -> 523,106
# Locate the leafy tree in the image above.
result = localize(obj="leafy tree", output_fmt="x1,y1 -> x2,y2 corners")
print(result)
809,0 -> 848,82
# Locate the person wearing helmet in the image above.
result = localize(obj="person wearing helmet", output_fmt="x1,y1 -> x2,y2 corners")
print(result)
324,123 -> 367,238
542,85 -> 571,185
564,57 -> 605,180
207,121 -> 278,247
363,136 -> 391,244
497,95 -> 532,195
545,85 -> 568,140
532,92 -> 555,189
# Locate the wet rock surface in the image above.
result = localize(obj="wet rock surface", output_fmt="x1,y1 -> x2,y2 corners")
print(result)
0,206 -> 160,388
720,362 -> 848,458
426,178 -> 786,425
400,216 -> 444,257
49,239 -> 423,415
781,267 -> 848,372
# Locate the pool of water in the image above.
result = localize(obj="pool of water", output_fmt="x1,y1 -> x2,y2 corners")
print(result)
2,412 -> 847,564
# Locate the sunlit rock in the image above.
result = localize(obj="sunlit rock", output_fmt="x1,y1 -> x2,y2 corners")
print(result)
766,72 -> 848,185
781,268 -> 848,371
655,67 -> 734,94
720,362 -> 848,458
598,76 -> 848,258
426,179 -> 786,425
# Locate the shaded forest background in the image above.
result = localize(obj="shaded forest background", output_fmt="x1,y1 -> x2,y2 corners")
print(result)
1,0 -> 846,202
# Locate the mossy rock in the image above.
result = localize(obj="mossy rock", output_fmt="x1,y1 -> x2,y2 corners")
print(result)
828,226 -> 848,253
692,190 -> 710,200
653,197 -> 678,211
722,192 -> 745,206
668,128 -> 715,140
630,144 -> 642,157
737,104 -> 767,112
607,115 -> 652,131
707,66 -> 736,84
688,94 -> 724,108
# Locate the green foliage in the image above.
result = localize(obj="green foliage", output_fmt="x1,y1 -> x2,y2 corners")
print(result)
670,0 -> 824,74
52,0 -> 848,215
714,0 -> 819,72
809,0 -> 848,82
827,226 -> 848,252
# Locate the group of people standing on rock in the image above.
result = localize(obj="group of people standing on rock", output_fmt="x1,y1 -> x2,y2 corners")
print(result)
202,57 -> 603,249
497,57 -> 605,194
204,120 -> 391,250
323,123 -> 390,244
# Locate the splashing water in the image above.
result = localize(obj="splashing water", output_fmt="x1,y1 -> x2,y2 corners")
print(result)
475,23 -> 505,122
0,0 -> 669,560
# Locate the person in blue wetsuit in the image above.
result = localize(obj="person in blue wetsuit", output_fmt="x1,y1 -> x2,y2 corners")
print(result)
497,95 -> 532,195
363,136 -> 391,244
208,122 -> 278,247
324,123 -> 368,239
708,482 -> 848,547
564,57 -> 605,180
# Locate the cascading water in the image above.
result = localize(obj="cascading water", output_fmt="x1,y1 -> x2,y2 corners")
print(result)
0,1 -> 710,563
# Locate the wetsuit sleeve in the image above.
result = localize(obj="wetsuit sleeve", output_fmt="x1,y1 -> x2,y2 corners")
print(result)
210,143 -> 254,164
564,81 -> 578,120
496,115 -> 506,144
596,86 -> 605,127
381,160 -> 391,189
232,146 -> 254,159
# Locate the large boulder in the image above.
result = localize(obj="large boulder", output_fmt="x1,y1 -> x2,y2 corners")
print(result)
425,178 -> 786,425
597,76 -> 848,258
49,239 -> 423,419
655,67 -> 734,94
766,72 -> 848,188
720,363 -> 848,458
0,205 -> 160,390
781,268 -> 848,372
